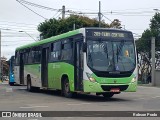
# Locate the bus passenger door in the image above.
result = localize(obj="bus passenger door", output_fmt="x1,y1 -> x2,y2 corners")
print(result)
74,40 -> 83,91
41,48 -> 49,87
19,53 -> 24,84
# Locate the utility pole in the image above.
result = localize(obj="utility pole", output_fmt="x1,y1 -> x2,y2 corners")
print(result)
0,29 -> 1,81
73,23 -> 75,30
1,61 -> 3,80
98,1 -> 101,27
151,37 -> 155,86
62,5 -> 65,19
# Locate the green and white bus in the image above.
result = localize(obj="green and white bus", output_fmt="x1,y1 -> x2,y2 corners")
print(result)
14,28 -> 137,98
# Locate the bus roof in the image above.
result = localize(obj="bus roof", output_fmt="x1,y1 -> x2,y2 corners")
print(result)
16,27 -> 132,51
16,28 -> 81,51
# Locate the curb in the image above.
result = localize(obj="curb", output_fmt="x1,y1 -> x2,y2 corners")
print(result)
138,84 -> 160,88
138,83 -> 152,86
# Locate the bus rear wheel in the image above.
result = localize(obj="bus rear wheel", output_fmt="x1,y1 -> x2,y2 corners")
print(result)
9,82 -> 14,86
102,92 -> 114,98
62,78 -> 73,98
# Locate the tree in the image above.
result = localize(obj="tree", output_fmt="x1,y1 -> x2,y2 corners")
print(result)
38,15 -> 122,39
109,19 -> 121,28
136,13 -> 160,83
1,57 -> 9,80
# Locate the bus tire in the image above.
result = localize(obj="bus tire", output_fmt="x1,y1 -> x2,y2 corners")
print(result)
9,82 -> 14,86
102,92 -> 114,98
62,78 -> 73,98
27,77 -> 33,92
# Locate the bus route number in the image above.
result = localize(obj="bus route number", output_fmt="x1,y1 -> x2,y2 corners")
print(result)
93,32 -> 125,38
93,32 -> 110,37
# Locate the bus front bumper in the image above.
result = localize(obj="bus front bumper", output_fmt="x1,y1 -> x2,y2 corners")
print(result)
83,80 -> 137,93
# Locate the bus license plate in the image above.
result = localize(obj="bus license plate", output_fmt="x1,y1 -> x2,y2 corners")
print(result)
110,88 -> 120,92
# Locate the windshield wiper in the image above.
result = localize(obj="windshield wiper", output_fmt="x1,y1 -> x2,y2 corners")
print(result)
116,44 -> 118,63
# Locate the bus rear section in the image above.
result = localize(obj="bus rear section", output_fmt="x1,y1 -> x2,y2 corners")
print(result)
9,56 -> 15,86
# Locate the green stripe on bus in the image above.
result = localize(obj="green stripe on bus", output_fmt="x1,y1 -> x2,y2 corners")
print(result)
16,29 -> 80,51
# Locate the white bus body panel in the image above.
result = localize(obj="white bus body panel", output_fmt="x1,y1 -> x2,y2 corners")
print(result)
14,66 -> 20,84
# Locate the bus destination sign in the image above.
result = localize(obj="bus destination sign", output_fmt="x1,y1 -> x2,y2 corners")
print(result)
86,29 -> 133,39
93,32 -> 125,37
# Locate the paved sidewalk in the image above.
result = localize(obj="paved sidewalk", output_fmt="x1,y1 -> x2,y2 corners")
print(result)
138,83 -> 160,88
0,81 -> 8,84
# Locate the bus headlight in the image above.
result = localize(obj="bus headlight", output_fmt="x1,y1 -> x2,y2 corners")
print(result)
131,77 -> 137,83
86,72 -> 96,82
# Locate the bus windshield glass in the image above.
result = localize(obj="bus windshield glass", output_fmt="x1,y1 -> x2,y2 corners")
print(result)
87,39 -> 136,72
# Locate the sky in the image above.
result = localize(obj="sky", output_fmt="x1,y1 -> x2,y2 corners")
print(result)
1,0 -> 160,59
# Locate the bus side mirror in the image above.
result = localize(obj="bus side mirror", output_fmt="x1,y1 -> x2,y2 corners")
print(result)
83,42 -> 87,52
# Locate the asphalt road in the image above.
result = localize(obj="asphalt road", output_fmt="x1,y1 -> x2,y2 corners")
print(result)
0,81 -> 160,120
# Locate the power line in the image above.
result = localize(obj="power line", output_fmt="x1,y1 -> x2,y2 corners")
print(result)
55,12 -> 62,19
2,31 -> 39,35
52,11 -> 61,18
2,40 -> 34,42
103,7 -> 160,12
102,10 -> 155,17
2,44 -> 25,46
111,11 -> 154,14
101,14 -> 112,22
0,23 -> 37,29
1,36 -> 37,37
0,27 -> 39,33
17,0 -> 90,15
0,20 -> 38,26
0,26 -> 37,31
0,25 -> 37,32
66,7 -> 98,12
16,0 -> 48,20
102,13 -> 153,17
18,0 -> 61,12
2,33 -> 38,36
17,0 -> 99,17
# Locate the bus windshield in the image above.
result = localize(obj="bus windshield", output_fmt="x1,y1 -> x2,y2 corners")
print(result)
87,39 -> 136,72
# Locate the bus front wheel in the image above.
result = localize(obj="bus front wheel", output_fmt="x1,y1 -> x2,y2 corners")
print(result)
102,92 -> 114,98
9,82 -> 14,86
62,78 -> 73,98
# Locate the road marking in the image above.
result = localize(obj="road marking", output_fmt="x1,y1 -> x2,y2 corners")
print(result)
151,96 -> 160,99
81,103 -> 92,105
19,87 -> 26,90
67,104 -> 82,105
68,103 -> 91,105
20,106 -> 48,109
133,98 -> 146,100
134,96 -> 160,100
6,88 -> 13,92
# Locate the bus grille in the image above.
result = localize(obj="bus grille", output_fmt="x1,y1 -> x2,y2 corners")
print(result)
101,85 -> 129,91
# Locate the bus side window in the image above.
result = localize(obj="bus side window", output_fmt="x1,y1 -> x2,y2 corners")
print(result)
28,50 -> 33,64
33,47 -> 41,63
50,41 -> 61,61
24,50 -> 29,64
61,39 -> 73,60
50,43 -> 55,61
15,51 -> 20,66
